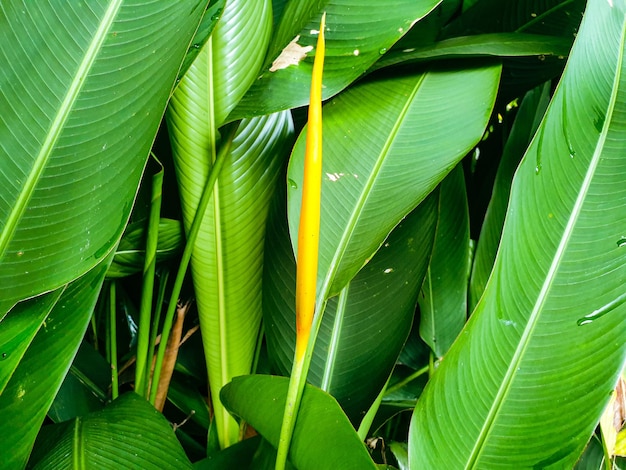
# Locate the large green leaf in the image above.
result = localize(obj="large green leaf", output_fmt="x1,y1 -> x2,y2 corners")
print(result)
0,289 -> 62,392
29,393 -> 192,469
0,258 -> 110,469
418,165 -> 470,358
228,0 -> 441,121
0,1 -> 208,312
166,0 -> 280,448
287,64 -> 500,304
469,82 -> 551,311
221,375 -> 377,470
264,188 -> 438,422
374,33 -> 573,70
442,0 -> 586,37
410,1 -> 626,467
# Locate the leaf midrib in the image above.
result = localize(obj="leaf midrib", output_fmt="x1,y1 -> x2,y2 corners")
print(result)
466,17 -> 625,468
0,1 -> 123,260
315,73 -> 427,314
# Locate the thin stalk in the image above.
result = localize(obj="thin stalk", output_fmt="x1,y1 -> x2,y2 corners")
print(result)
275,12 -> 326,470
135,156 -> 164,397
149,121 -> 240,405
358,375 -> 390,441
147,268 -> 170,391
384,364 -> 430,396
109,281 -> 119,400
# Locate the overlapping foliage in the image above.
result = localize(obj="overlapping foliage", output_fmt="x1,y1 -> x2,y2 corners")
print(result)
0,0 -> 624,469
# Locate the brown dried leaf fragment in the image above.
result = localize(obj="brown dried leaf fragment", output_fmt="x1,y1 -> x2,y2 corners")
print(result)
269,35 -> 313,72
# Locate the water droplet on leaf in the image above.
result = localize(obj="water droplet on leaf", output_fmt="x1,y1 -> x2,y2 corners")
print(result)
288,179 -> 298,189
617,237 -> 626,247
379,47 -> 387,55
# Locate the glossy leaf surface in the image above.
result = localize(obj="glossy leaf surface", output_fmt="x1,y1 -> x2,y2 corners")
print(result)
0,259 -> 109,468
410,1 -> 626,467
30,393 -> 192,469
221,375 -> 377,470
264,190 -> 438,422
0,1 -> 208,312
418,165 -> 470,358
469,82 -> 551,310
229,0 -> 441,120
287,64 -> 500,302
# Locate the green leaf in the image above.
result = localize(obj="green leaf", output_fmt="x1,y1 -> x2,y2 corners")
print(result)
374,33 -> 573,70
168,107 -> 293,447
178,0 -> 227,80
165,0 -> 280,447
221,375 -> 377,470
30,393 -> 192,470
264,189 -> 439,422
0,289 -> 63,393
228,0 -> 442,121
288,64 -> 500,302
469,82 -> 551,311
194,436 -> 262,469
410,1 -> 626,467
47,342 -> 111,423
418,165 -> 470,358
0,258 -> 110,469
442,0 -> 586,37
107,218 -> 184,279
0,1 -> 208,312
210,0 -> 273,126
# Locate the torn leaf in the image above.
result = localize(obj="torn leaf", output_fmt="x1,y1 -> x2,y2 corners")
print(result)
269,35 -> 313,72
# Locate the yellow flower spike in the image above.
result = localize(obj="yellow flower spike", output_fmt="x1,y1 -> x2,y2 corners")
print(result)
275,13 -> 325,470
295,11 -> 325,362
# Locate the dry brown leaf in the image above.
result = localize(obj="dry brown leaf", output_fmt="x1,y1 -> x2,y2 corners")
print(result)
269,35 -> 313,72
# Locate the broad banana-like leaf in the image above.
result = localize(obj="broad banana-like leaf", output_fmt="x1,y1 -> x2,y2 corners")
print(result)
0,289 -> 62,393
29,393 -> 192,470
228,0 -> 441,121
287,64 -> 500,304
0,1 -> 208,313
166,0 -> 281,448
443,0 -> 586,38
221,375 -> 377,470
410,1 -> 626,467
419,165 -> 470,358
469,82 -> 551,310
263,189 -> 438,422
0,259 -> 109,469
374,33 -> 572,70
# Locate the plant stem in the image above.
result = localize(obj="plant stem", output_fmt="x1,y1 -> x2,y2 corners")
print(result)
149,121 -> 240,405
384,365 -> 430,396
109,281 -> 119,400
135,156 -> 164,397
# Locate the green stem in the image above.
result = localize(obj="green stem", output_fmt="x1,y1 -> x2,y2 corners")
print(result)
275,298 -> 328,470
147,268 -> 169,389
358,375 -> 390,441
384,365 -> 430,396
109,281 -> 119,400
149,122 -> 240,405
135,156 -> 164,397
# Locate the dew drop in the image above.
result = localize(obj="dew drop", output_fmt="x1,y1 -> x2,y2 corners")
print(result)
535,164 -> 542,175
617,237 -> 626,248
1,353 -> 7,360
288,179 -> 298,189
379,47 -> 387,55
